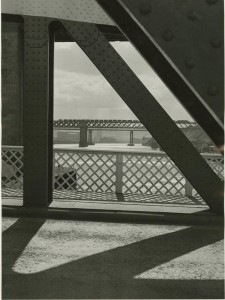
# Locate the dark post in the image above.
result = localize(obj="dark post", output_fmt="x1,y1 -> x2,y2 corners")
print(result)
23,17 -> 53,207
128,130 -> 134,146
88,129 -> 95,145
79,121 -> 88,147
2,22 -> 23,145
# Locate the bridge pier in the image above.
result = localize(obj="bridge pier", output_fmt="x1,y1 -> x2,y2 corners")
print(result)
79,121 -> 88,147
88,129 -> 95,145
128,130 -> 134,146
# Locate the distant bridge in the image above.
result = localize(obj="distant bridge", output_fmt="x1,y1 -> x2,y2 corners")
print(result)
53,119 -> 198,131
53,119 -> 199,147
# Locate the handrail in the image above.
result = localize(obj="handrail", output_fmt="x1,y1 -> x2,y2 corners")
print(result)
2,145 -> 223,199
2,145 -> 24,150
2,145 -> 222,158
53,147 -> 166,156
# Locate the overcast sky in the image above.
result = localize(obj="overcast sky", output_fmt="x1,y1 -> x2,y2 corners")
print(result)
54,41 -> 192,121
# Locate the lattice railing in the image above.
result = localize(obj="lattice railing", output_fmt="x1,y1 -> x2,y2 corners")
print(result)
122,153 -> 185,195
53,148 -> 224,197
2,146 -> 23,189
1,146 -> 224,199
191,154 -> 224,197
54,149 -> 116,192
202,154 -> 224,179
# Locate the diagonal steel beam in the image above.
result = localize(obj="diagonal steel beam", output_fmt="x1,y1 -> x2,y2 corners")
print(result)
96,0 -> 224,153
61,20 -> 223,213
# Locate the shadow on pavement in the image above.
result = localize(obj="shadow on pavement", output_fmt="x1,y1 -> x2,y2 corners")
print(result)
2,218 -> 224,299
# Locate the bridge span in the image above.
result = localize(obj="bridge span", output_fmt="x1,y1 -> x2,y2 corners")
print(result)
53,119 -> 198,147
54,119 -> 197,130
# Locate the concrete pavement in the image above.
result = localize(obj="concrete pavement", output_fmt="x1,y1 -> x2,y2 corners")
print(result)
2,217 -> 224,299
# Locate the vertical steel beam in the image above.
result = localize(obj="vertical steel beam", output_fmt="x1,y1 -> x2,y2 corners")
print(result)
2,21 -> 23,146
96,0 -> 224,153
23,17 -> 53,206
61,20 -> 223,213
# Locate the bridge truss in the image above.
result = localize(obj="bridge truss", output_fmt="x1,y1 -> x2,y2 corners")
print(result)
2,0 -> 224,213
53,119 -> 198,130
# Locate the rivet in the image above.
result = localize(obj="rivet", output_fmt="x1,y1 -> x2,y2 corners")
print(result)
210,37 -> 222,48
208,85 -> 218,96
185,57 -> 195,69
187,10 -> 198,21
206,0 -> 217,4
139,2 -> 151,15
162,29 -> 174,41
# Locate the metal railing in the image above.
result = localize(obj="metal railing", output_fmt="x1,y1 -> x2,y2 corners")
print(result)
2,146 -> 23,190
2,146 -> 224,198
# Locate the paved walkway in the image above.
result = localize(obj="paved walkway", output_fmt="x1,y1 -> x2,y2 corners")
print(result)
2,188 -> 206,206
2,217 -> 224,299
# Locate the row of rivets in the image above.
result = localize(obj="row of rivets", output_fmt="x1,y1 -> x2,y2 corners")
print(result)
139,1 -> 222,48
138,1 -> 221,99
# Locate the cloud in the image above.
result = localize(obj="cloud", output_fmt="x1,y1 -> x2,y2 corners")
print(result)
54,41 -> 193,121
112,42 -> 193,120
111,41 -> 151,75
55,42 -> 99,75
54,69 -> 136,119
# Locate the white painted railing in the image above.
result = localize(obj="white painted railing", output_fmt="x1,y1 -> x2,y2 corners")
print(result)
2,146 -> 224,198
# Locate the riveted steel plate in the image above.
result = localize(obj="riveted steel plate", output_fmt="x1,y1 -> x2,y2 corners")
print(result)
2,22 -> 23,146
61,20 -> 223,213
96,0 -> 224,147
2,0 -> 113,26
23,16 -> 53,206
123,0 -> 224,121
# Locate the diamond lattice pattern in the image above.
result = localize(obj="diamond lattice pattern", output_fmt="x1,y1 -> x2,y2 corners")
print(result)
123,154 -> 186,195
54,151 -> 116,192
1,148 -> 223,198
2,149 -> 23,189
192,155 -> 224,197
204,156 -> 224,179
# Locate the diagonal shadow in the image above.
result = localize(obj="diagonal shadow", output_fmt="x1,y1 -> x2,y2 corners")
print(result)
2,219 -> 224,299
2,218 -> 46,270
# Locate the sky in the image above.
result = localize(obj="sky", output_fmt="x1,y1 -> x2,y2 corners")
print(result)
54,41 -> 193,121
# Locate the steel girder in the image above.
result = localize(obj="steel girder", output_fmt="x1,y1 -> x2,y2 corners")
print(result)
2,0 -> 113,26
96,0 -> 224,153
23,16 -> 53,206
61,20 -> 223,213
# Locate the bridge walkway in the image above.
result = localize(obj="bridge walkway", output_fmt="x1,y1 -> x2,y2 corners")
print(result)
2,215 -> 224,299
